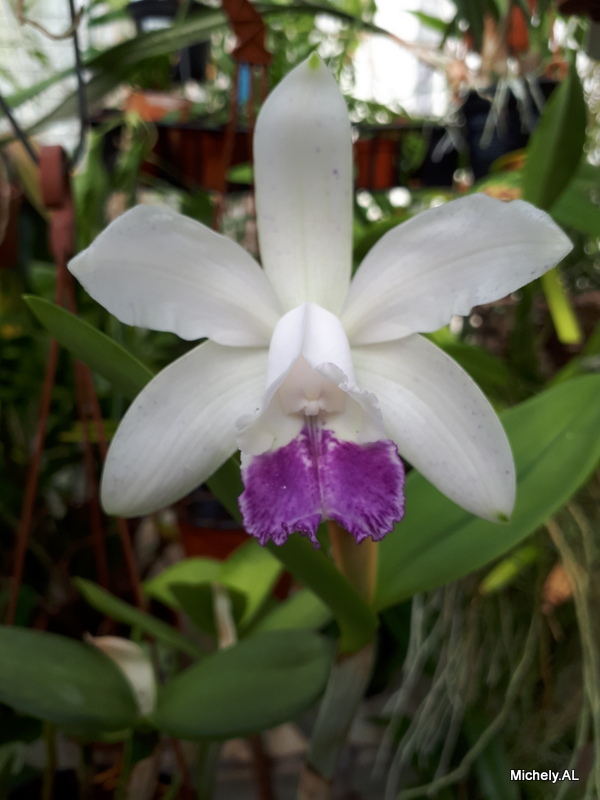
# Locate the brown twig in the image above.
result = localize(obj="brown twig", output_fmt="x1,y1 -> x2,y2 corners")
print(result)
4,336 -> 60,626
15,0 -> 82,41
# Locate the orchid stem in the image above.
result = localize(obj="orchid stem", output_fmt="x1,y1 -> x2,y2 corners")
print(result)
42,722 -> 57,800
328,521 -> 378,603
196,742 -> 221,800
296,525 -> 378,799
541,268 -> 582,345
297,642 -> 375,799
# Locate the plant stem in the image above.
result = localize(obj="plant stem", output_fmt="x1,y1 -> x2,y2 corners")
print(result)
42,722 -> 57,800
297,642 -> 375,799
114,734 -> 133,800
542,269 -> 582,345
296,524 -> 379,798
196,742 -> 221,800
328,521 -> 378,603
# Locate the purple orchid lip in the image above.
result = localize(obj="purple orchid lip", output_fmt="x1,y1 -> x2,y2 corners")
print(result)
239,422 -> 405,547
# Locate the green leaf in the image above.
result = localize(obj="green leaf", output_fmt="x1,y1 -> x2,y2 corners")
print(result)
466,713 -> 520,800
551,162 -> 600,238
407,10 -> 449,33
144,558 -> 221,608
265,537 -> 378,653
143,557 -> 251,640
206,457 -> 244,521
251,588 -> 332,635
375,375 -> 600,610
75,578 -> 203,659
0,627 -> 137,733
143,556 -> 241,638
24,296 -> 153,400
152,630 -> 333,739
144,544 -> 282,633
551,320 -> 600,385
522,59 -> 587,211
170,583 -> 247,637
220,541 -> 282,628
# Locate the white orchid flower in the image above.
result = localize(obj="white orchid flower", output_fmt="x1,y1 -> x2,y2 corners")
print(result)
69,55 -> 571,548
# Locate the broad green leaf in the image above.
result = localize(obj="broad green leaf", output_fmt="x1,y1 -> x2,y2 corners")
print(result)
551,162 -> 600,238
206,457 -> 243,521
75,578 -> 203,659
407,10 -> 449,33
152,630 -> 333,739
522,59 -> 586,211
375,375 -> 600,610
0,627 -> 137,733
220,541 -> 282,628
551,321 -> 600,385
144,545 -> 281,633
144,556 -> 247,639
144,558 -> 221,609
24,296 -> 153,401
91,10 -> 225,71
251,588 -> 332,635
6,66 -> 74,111
170,583 -> 247,637
207,460 -> 378,653
266,537 -> 378,653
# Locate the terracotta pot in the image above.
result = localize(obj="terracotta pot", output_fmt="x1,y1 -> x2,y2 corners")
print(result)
355,135 -> 400,191
124,90 -> 192,123
354,125 -> 457,190
0,183 -> 23,269
145,124 -> 251,191
179,520 -> 250,560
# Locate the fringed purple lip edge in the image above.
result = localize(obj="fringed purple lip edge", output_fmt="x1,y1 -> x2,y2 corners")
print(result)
239,424 -> 405,547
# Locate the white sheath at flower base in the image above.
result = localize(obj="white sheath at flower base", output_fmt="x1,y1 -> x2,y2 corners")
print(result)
68,53 -> 572,547
85,635 -> 156,717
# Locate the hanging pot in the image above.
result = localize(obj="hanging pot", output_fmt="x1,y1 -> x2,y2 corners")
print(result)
461,79 -> 557,180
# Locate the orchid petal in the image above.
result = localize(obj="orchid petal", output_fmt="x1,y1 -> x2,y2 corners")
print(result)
69,205 -> 281,346
254,55 -> 353,315
101,342 -> 267,516
352,335 -> 515,521
343,195 -> 572,344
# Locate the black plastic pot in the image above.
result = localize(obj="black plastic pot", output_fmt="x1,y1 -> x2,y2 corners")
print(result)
127,0 -> 210,83
461,79 -> 557,180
